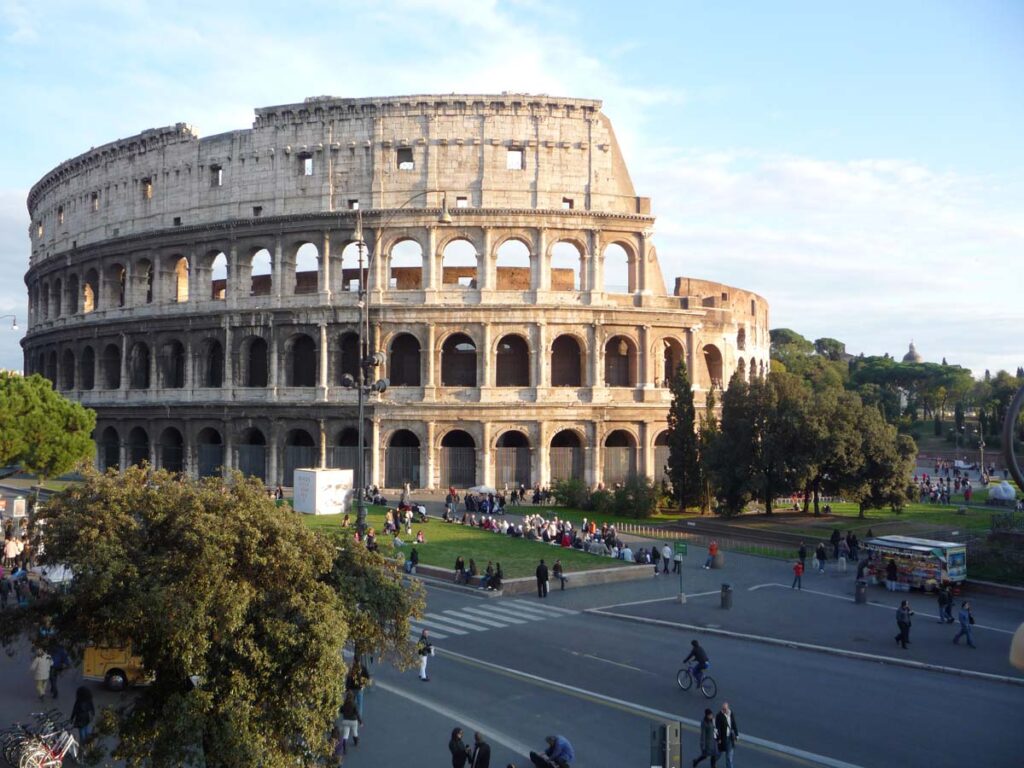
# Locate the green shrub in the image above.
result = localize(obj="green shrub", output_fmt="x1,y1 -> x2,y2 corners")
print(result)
589,489 -> 615,516
612,476 -> 659,518
551,478 -> 589,509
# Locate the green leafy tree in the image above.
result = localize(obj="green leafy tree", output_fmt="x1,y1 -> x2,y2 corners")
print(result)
665,361 -> 702,510
759,372 -> 815,513
814,337 -> 847,361
11,468 -> 421,767
613,476 -> 659,518
842,407 -> 917,517
805,389 -> 865,515
697,387 -> 719,513
707,373 -> 754,516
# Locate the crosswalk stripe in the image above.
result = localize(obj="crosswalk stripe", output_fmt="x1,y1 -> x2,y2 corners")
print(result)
410,617 -> 468,635
481,605 -> 547,623
409,627 -> 448,640
462,606 -> 529,624
497,602 -> 568,620
443,610 -> 509,628
507,600 -> 578,616
424,612 -> 492,631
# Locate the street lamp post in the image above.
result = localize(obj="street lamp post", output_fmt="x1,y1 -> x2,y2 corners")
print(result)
0,314 -> 17,331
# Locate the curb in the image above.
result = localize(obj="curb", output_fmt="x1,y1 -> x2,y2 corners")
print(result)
586,608 -> 1024,688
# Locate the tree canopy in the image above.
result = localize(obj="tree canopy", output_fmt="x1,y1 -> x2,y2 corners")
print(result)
665,361 -> 702,509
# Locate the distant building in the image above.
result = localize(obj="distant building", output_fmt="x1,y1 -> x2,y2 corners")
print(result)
902,341 -> 923,364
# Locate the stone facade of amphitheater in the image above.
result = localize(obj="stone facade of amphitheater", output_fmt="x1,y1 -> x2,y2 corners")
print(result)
22,94 -> 769,491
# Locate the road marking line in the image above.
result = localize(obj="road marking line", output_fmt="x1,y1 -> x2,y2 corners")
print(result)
578,652 -> 646,672
501,601 -> 573,618
410,617 -> 468,635
462,606 -> 529,624
408,627 -> 448,640
424,612 -> 492,631
482,605 -> 547,622
506,599 -> 578,615
440,647 -> 866,768
443,609 -> 508,628
751,583 -> 1015,634
590,591 -> 720,611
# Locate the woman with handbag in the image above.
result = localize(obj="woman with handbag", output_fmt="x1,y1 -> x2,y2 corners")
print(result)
693,708 -> 719,767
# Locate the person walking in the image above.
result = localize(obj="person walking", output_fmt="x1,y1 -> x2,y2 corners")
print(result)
661,543 -> 672,574
715,702 -> 739,768
471,731 -> 492,768
417,629 -> 433,681
450,727 -> 471,768
70,686 -> 95,744
830,528 -> 841,560
536,559 -> 549,598
791,560 -> 803,590
815,543 -> 827,574
895,599 -> 913,649
29,648 -> 52,701
455,556 -> 466,584
692,708 -> 719,767
49,644 -> 70,699
953,601 -> 977,648
553,559 -> 567,590
797,542 -> 807,571
651,545 -> 661,575
940,582 -> 954,623
338,692 -> 362,754
345,660 -> 369,718
936,583 -> 950,623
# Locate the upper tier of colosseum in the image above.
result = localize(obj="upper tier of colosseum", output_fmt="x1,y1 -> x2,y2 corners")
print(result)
27,94 -> 651,267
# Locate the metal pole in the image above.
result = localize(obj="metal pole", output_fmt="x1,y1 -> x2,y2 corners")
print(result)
356,216 -> 368,536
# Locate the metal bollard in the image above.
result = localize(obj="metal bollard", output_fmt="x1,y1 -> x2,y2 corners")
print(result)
720,583 -> 733,609
855,579 -> 867,604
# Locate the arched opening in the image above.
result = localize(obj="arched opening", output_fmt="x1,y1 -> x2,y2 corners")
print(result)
159,340 -> 185,389
45,351 -> 57,383
128,342 -> 150,389
389,239 -> 423,290
329,427 -> 368,482
603,429 -> 638,486
99,426 -> 120,471
286,334 -> 317,387
603,243 -> 631,293
40,282 -> 50,319
389,334 -> 421,386
101,343 -> 121,389
736,358 -> 746,384
173,257 -> 189,302
703,344 -> 723,389
242,338 -> 268,387
551,241 -> 582,291
550,429 -> 584,481
385,429 -> 420,488
197,427 -> 224,478
340,242 -> 363,293
737,327 -> 746,351
604,336 -> 636,387
284,428 -> 316,486
200,339 -> 224,388
495,334 -> 530,387
83,269 -> 98,313
106,262 -> 127,307
80,346 -> 95,391
551,335 -> 583,387
441,239 -> 477,288
238,427 -> 267,481
336,332 -> 360,385
159,427 -> 184,473
661,338 -> 685,388
440,429 -> 476,488
495,239 -> 531,291
441,333 -> 477,387
250,249 -> 272,296
128,427 -> 149,467
52,279 -> 63,317
294,243 -> 319,294
210,252 -> 228,300
60,350 -> 75,390
495,430 -> 530,487
67,274 -> 79,314
654,430 -> 671,485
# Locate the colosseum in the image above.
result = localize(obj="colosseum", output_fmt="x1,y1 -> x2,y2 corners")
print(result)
22,94 -> 769,491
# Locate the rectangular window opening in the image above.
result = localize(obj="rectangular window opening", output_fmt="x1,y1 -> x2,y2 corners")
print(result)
141,178 -> 153,200
36,222 -> 43,238
173,216 -> 182,226
561,197 -> 574,210
300,154 -> 313,176
456,196 -> 469,208
721,292 -> 729,302
58,206 -> 64,224
348,199 -> 359,210
210,165 -> 223,187
253,206 -> 263,217
396,148 -> 415,170
506,148 -> 524,170
91,192 -> 99,212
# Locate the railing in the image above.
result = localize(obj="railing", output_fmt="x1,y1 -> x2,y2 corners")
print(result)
991,512 -> 1024,533
614,523 -> 794,560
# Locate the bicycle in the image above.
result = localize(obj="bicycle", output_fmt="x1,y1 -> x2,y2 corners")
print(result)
1,711 -> 77,768
676,662 -> 718,699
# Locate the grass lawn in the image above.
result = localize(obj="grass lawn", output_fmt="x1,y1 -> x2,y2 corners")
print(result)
300,506 -> 633,579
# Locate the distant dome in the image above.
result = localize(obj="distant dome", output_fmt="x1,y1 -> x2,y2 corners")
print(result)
902,341 -> 923,364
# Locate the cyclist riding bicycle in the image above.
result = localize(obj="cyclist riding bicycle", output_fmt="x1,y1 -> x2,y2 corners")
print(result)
683,640 -> 709,683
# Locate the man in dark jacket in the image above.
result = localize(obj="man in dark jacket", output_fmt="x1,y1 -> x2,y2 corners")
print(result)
683,639 -> 710,683
471,731 -> 491,768
536,559 -> 549,598
715,702 -> 739,768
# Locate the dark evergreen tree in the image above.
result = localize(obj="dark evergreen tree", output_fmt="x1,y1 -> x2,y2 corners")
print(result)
665,361 -> 701,509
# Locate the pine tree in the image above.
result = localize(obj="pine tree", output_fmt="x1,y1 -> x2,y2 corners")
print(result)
666,361 -> 702,510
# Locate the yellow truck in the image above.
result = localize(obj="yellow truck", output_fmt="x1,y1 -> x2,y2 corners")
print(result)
82,644 -> 149,691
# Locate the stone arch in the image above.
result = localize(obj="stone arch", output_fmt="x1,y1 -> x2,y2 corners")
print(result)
240,336 -> 269,387
105,261 -> 127,307
52,278 -> 63,317
294,242 -> 319,294
441,332 -> 477,387
551,240 -> 583,291
101,343 -> 121,389
60,349 -> 75,390
441,237 -> 478,288
653,429 -> 671,485
172,256 -> 190,302
67,274 -> 79,314
439,428 -> 476,489
388,238 -> 424,290
158,339 -> 185,388
131,258 -> 153,305
45,350 -> 57,383
603,428 -> 638,485
333,331 -> 360,385
285,333 -> 317,387
737,327 -> 747,351
389,333 -> 421,386
198,338 -> 224,388
495,333 -> 530,387
80,346 -> 95,391
604,335 -> 637,387
128,342 -> 151,389
703,344 -> 723,389
549,428 -> 584,482
340,241 -> 364,293
603,242 -> 633,293
385,428 -> 421,488
249,248 -> 273,296
495,238 -> 531,291
196,427 -> 224,478
99,426 -> 120,471
494,428 -> 530,488
660,337 -> 686,387
83,268 -> 99,313
40,280 -> 50,319
237,427 -> 267,481
283,428 -> 317,486
158,427 -> 184,473
127,426 -> 150,467
328,427 -> 367,481
194,249 -> 229,300
736,358 -> 747,382
551,333 -> 585,387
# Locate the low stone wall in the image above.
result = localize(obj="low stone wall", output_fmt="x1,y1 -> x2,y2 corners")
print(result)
410,561 -> 653,594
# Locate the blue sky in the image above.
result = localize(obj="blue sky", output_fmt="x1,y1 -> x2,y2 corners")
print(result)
1,0 -> 1021,375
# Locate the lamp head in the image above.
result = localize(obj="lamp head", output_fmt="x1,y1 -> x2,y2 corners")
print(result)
438,195 -> 453,225
340,373 -> 356,389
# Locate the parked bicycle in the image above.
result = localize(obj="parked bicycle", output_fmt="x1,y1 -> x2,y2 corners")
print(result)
676,662 -> 718,699
0,710 -> 78,768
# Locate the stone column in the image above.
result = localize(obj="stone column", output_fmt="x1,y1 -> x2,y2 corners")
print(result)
590,422 -> 602,488
227,244 -> 239,307
184,337 -> 194,390
481,421 -> 492,487
222,424 -> 234,475
119,333 -> 128,390
535,229 -> 550,292
536,322 -> 548,388
590,324 -> 604,389
687,326 -> 700,390
425,421 -> 436,490
640,422 -> 653,480
119,439 -> 128,472
268,424 -> 279,488
273,236 -> 284,300
148,342 -> 158,391
187,247 -> 200,304
590,229 -> 604,294
148,437 -> 158,469
224,323 -> 234,388
318,322 -> 329,400
318,419 -> 327,468
479,227 -> 493,292
184,440 -> 195,479
536,422 -> 549,488
424,324 -> 436,391
480,323 -> 492,389
531,323 -> 543,389
639,325 -> 651,388
269,322 -> 279,389
370,418 -> 381,487
321,230 -> 332,301
424,227 -> 438,292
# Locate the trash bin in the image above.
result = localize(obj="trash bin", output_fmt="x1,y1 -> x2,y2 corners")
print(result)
720,583 -> 733,609
712,552 -> 725,569
855,579 -> 867,604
